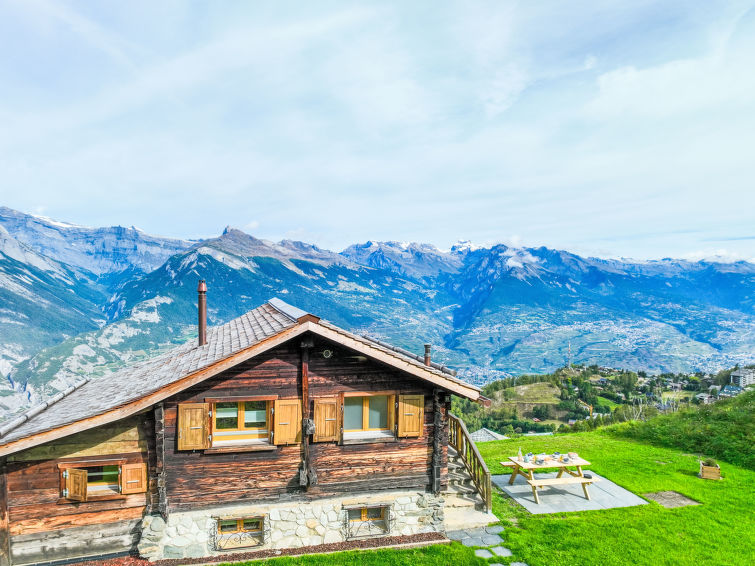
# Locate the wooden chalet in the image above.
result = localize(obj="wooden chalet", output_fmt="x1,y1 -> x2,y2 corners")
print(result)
0,284 -> 490,565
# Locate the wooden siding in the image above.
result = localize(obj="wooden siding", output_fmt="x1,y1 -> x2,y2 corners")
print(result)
3,416 -> 152,564
163,336 -> 447,511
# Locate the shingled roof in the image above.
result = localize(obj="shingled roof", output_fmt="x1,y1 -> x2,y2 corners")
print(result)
0,298 -> 480,457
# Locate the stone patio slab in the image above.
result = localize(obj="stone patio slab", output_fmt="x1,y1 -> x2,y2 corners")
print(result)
491,546 -> 513,557
492,471 -> 647,514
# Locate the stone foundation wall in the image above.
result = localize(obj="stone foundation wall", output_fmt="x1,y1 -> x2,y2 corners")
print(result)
138,490 -> 444,561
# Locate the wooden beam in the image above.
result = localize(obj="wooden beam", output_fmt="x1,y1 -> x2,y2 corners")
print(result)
432,389 -> 443,494
301,340 -> 317,488
154,403 -> 168,520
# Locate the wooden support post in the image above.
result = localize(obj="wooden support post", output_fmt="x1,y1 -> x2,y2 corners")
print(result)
154,403 -> 169,519
300,337 -> 316,488
0,459 -> 10,566
432,389 -> 444,494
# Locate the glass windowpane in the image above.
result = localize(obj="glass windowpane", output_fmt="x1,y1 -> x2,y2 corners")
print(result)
244,401 -> 267,428
368,396 -> 388,429
218,520 -> 237,533
344,397 -> 363,430
242,519 -> 261,532
347,509 -> 362,521
215,402 -> 238,429
366,507 -> 384,520
86,465 -> 119,486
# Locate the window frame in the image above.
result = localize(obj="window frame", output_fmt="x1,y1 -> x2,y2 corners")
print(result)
57,459 -> 133,504
212,401 -> 270,439
216,517 -> 264,535
204,395 -> 278,451
344,504 -> 390,539
341,391 -> 396,443
213,515 -> 266,550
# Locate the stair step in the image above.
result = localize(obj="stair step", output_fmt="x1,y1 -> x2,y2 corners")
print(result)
444,483 -> 479,496
447,470 -> 471,480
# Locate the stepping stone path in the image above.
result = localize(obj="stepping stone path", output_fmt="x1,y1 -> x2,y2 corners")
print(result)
446,525 -> 528,565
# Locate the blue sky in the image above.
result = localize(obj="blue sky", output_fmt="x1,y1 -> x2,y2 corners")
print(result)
1,1 -> 754,260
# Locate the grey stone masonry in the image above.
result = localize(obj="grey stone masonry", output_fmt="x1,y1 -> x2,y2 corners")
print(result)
138,490 -> 444,561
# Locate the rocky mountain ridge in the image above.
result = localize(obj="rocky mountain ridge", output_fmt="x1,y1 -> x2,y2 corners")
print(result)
1,206 -> 753,420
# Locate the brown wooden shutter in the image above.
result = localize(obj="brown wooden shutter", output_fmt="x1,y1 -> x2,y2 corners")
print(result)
273,399 -> 302,445
177,403 -> 210,450
120,463 -> 147,494
313,397 -> 339,442
65,468 -> 88,502
397,395 -> 424,438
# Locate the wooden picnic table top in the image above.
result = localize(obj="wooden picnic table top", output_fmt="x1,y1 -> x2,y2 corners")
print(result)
505,455 -> 591,470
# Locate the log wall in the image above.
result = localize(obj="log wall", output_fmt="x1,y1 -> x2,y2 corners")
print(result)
163,336 -> 447,512
3,415 -> 152,565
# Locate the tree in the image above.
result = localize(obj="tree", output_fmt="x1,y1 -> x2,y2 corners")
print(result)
532,405 -> 551,419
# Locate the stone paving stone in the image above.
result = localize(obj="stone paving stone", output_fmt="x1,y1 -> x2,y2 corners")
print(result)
461,537 -> 486,547
446,530 -> 467,541
511,562 -> 529,566
485,525 -> 505,534
482,534 -> 504,545
475,549 -> 494,558
491,546 -> 513,557
466,527 -> 489,538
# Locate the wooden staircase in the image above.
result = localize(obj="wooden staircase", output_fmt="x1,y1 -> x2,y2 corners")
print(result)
445,446 -> 487,509
443,415 -> 497,530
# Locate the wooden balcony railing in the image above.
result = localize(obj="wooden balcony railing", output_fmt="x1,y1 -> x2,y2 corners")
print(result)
448,413 -> 492,512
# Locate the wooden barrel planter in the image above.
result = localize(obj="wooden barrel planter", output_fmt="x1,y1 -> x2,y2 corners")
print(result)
699,460 -> 721,480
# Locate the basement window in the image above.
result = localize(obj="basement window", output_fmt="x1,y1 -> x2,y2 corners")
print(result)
344,505 -> 390,539
213,516 -> 265,550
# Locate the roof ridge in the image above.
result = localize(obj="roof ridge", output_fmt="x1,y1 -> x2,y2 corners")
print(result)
0,377 -> 90,438
267,297 -> 310,322
359,333 -> 458,377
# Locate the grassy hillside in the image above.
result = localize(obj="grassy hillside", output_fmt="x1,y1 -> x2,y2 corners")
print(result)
499,382 -> 561,404
479,431 -> 755,566
605,389 -> 755,470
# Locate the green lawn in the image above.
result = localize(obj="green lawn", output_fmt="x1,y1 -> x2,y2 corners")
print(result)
479,431 -> 755,566
217,429 -> 754,566
218,541 -> 486,565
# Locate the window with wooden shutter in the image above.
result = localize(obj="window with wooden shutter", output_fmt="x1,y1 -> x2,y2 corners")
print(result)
120,463 -> 147,494
65,468 -> 88,502
313,397 -> 339,442
178,403 -> 210,450
397,395 -> 424,438
273,399 -> 301,445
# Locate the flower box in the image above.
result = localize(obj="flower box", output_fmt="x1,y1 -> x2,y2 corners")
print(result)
699,461 -> 721,480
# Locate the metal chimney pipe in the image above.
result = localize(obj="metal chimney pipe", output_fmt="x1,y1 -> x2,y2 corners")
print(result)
424,344 -> 431,366
197,280 -> 207,346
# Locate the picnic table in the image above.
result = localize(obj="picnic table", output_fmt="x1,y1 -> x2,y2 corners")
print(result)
502,455 -> 597,504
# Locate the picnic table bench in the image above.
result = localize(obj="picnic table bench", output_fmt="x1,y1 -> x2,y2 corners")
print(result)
501,455 -> 598,504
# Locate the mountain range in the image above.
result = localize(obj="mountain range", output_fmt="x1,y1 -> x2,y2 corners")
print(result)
1,205 -> 753,420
